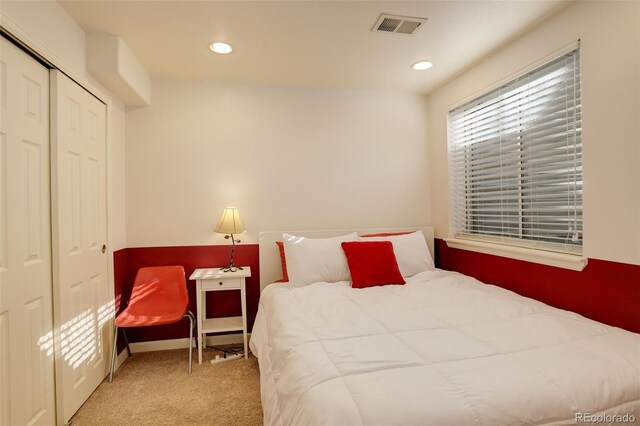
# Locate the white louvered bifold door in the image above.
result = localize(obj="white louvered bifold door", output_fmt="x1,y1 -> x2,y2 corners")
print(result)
449,48 -> 582,254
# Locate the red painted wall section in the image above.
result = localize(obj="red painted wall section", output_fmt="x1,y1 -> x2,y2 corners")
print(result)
113,240 -> 640,344
113,249 -> 129,352
113,245 -> 260,343
434,239 -> 640,333
113,248 -> 128,314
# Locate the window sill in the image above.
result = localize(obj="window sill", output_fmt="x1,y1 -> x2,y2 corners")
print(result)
444,238 -> 588,271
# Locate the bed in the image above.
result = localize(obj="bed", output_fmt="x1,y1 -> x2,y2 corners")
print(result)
251,228 -> 640,425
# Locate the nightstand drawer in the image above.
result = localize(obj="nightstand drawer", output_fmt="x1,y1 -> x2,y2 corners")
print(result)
201,277 -> 242,290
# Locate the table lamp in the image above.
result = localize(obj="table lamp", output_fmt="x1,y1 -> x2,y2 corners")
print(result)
214,207 -> 245,272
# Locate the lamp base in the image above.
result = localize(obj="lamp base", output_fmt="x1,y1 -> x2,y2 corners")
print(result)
219,264 -> 243,273
219,233 -> 243,273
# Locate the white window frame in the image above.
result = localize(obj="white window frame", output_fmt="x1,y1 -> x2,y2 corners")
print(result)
445,41 -> 587,271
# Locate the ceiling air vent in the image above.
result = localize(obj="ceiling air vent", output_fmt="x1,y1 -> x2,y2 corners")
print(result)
372,14 -> 427,36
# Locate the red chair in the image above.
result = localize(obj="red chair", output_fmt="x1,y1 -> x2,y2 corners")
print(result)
109,266 -> 195,382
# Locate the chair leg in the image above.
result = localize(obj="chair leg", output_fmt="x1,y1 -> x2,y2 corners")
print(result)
185,311 -> 194,373
108,325 -> 118,383
121,328 -> 132,357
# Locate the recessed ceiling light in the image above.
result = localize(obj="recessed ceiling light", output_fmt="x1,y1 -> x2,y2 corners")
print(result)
210,42 -> 233,54
412,61 -> 433,71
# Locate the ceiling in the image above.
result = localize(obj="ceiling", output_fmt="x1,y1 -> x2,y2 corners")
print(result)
58,0 -> 570,95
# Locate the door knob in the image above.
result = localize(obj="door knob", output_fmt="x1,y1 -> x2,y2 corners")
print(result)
102,244 -> 106,253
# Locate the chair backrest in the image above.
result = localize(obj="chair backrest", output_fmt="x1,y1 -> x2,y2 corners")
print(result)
128,266 -> 188,313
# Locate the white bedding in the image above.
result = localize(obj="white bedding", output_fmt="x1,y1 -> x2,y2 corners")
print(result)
250,269 -> 640,426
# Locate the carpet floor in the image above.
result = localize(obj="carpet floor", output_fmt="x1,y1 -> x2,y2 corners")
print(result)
70,348 -> 263,426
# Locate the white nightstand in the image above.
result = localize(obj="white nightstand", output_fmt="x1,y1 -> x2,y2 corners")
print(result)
189,267 -> 252,364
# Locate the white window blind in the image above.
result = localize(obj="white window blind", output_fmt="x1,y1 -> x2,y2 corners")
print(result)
449,48 -> 582,254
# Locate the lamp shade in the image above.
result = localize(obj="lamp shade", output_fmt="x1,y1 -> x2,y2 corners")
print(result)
214,207 -> 245,235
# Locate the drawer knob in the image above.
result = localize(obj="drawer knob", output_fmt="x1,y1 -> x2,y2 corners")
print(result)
219,281 -> 223,285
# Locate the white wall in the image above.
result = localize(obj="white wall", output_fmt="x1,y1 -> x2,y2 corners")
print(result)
108,103 -> 127,249
1,1 -> 127,252
1,1 -> 86,74
428,1 -> 640,265
126,80 -> 430,247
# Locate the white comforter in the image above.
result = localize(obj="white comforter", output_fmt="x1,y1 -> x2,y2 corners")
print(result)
250,269 -> 640,426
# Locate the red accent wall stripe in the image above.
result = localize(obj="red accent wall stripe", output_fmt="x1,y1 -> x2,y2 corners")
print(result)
434,239 -> 640,333
113,248 -> 128,314
112,240 -> 639,347
113,245 -> 260,344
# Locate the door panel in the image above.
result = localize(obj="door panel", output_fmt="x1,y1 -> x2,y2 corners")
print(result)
0,37 -> 55,426
51,69 -> 109,424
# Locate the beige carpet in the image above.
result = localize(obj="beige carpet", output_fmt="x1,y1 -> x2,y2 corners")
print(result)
70,348 -> 263,426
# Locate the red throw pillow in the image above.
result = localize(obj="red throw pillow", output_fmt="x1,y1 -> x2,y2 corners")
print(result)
275,241 -> 289,282
341,241 -> 405,288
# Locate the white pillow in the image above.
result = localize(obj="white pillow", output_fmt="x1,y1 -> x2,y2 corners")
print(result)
359,231 -> 434,277
283,233 -> 358,286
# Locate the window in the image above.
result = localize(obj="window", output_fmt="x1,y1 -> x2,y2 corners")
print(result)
448,48 -> 582,255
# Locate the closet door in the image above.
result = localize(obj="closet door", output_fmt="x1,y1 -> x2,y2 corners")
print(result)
0,38 -> 56,425
50,70 -> 109,424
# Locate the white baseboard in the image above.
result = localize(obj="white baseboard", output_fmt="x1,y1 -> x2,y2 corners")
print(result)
129,333 -> 248,353
116,347 -> 129,367
110,334 -> 249,377
111,346 -> 130,374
